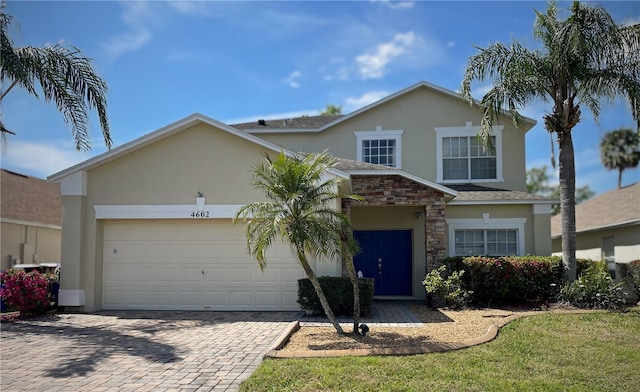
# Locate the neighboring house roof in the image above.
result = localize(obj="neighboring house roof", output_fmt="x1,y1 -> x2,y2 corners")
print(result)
48,113 -> 351,183
233,81 -> 537,134
447,183 -> 556,205
0,169 -> 61,227
551,182 -> 640,238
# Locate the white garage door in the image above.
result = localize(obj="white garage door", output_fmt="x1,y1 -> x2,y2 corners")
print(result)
102,220 -> 304,310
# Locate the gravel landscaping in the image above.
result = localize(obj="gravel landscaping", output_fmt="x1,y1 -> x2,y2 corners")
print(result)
279,304 -> 573,353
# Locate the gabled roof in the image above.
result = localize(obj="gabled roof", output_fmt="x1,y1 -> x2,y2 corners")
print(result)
233,81 -> 537,134
332,157 -> 458,197
48,113 -> 350,182
551,182 -> 640,238
1,169 -> 61,227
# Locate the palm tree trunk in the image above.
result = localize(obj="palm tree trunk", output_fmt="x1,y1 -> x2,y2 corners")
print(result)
618,169 -> 623,189
558,131 -> 577,282
342,242 -> 360,335
297,246 -> 345,334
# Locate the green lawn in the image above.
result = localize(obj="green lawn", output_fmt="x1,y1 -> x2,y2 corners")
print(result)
241,310 -> 640,392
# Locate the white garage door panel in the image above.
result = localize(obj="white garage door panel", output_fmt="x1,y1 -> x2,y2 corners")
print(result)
102,220 -> 305,310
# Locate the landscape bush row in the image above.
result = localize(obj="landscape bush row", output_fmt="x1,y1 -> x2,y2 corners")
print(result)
424,256 -> 637,310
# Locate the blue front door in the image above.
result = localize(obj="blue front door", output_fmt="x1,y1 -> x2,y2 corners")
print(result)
353,230 -> 413,296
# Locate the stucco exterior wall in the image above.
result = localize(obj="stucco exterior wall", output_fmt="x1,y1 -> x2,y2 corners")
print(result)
1,222 -> 61,270
258,87 -> 528,191
552,225 -> 640,263
445,204 -> 546,256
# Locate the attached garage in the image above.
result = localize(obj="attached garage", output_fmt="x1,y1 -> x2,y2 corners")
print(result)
101,220 -> 304,311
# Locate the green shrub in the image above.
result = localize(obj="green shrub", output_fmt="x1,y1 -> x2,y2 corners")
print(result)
297,277 -> 375,316
422,265 -> 472,309
623,260 -> 640,296
443,255 -> 565,305
558,262 -> 629,310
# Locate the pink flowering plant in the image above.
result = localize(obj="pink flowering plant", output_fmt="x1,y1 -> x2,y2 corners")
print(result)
0,269 -> 53,315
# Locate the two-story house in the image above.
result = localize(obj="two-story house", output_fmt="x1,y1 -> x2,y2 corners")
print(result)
48,81 -> 554,312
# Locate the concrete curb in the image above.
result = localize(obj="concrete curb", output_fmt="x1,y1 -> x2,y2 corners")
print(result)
264,308 -> 597,359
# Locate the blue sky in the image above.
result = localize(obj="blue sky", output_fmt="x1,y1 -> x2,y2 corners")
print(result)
1,0 -> 639,195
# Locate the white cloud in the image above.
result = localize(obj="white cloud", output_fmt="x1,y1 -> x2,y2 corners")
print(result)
102,29 -> 151,61
370,0 -> 414,10
356,32 -> 417,79
344,91 -> 389,112
283,71 -> 302,88
101,2 -> 157,61
0,140 -> 93,178
621,16 -> 640,27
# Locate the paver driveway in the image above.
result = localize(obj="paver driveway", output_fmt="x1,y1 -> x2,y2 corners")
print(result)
0,310 -> 300,392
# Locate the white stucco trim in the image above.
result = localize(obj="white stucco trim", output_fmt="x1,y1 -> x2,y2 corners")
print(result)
94,203 -> 247,220
434,122 -> 504,183
533,203 -> 553,214
446,214 -> 527,256
355,126 -> 404,169
0,218 -> 62,230
60,171 -> 87,196
58,289 -> 85,306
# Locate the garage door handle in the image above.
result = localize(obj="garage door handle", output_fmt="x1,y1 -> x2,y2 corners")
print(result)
201,270 -> 205,275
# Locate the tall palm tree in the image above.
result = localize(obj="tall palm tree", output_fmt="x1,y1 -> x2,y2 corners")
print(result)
0,9 -> 111,151
235,151 -> 359,334
600,128 -> 640,188
461,1 -> 640,282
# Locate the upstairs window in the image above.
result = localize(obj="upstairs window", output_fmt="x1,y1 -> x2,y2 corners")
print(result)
443,136 -> 496,180
362,139 -> 396,166
435,123 -> 503,183
355,127 -> 403,168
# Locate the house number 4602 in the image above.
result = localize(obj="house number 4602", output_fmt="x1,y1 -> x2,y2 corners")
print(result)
191,211 -> 210,218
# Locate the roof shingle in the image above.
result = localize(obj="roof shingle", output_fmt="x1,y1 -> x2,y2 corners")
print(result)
0,169 -> 61,227
551,182 -> 640,237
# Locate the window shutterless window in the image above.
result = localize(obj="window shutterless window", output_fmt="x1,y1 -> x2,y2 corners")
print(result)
454,229 -> 518,256
355,127 -> 404,168
435,123 -> 504,183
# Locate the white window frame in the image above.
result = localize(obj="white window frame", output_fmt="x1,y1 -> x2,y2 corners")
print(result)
355,126 -> 404,168
434,122 -> 504,183
446,213 -> 526,256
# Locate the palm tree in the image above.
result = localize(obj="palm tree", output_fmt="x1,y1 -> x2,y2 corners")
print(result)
0,9 -> 111,151
235,151 -> 359,334
461,1 -> 640,282
600,128 -> 640,188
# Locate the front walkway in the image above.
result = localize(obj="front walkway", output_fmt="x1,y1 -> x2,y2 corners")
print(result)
300,300 -> 424,327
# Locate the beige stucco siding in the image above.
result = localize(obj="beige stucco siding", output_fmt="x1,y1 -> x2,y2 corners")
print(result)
552,225 -> 640,263
259,88 -> 527,191
87,123 -> 275,206
1,222 -> 61,269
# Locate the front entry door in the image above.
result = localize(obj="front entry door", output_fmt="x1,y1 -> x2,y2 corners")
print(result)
353,230 -> 412,296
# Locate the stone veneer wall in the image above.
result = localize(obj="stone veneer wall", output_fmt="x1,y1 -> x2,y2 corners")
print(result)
341,175 -> 447,276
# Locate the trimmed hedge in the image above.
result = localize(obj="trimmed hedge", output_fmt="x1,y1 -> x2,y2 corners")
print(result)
442,255 -> 595,305
297,277 -> 375,316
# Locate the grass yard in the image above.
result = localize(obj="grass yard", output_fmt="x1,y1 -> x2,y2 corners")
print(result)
240,309 -> 640,392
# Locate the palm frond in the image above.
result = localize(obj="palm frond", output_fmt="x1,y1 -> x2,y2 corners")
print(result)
0,10 -> 111,150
